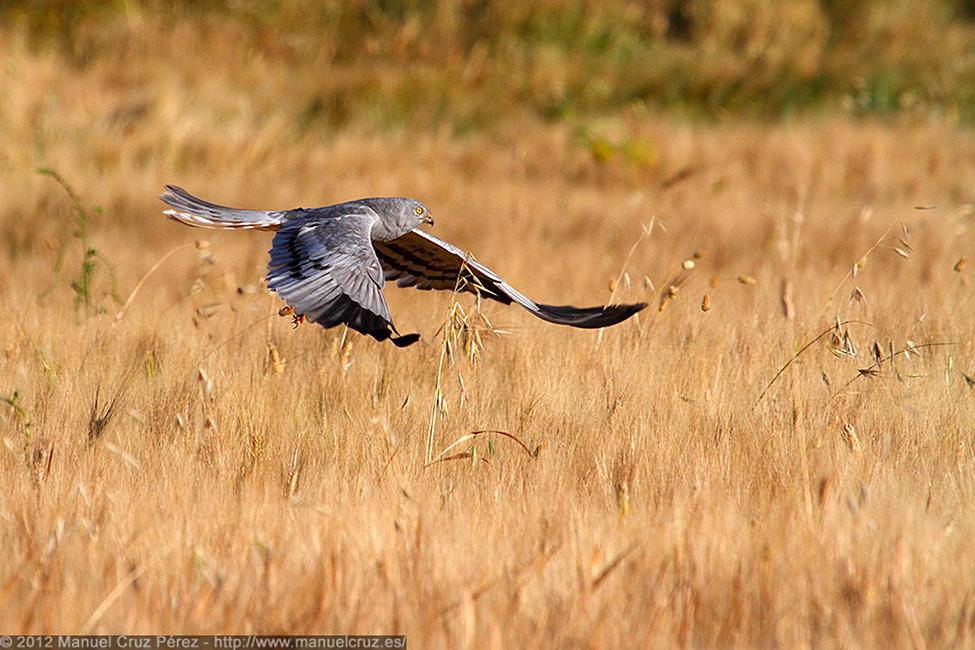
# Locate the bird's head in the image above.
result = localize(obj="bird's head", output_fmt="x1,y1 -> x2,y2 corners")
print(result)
364,197 -> 434,240
405,198 -> 434,227
386,197 -> 433,230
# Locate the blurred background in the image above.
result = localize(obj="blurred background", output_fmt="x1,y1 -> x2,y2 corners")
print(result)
5,0 -> 975,132
3,4 -> 975,641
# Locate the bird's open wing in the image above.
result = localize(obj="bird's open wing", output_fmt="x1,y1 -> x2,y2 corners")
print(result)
267,213 -> 419,346
373,229 -> 646,328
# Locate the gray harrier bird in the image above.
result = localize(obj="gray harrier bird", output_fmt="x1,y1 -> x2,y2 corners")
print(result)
161,186 -> 646,347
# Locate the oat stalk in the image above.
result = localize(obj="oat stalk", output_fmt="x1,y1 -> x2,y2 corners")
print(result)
426,256 -> 475,464
756,319 -> 870,404
597,219 -> 654,344
426,429 -> 538,467
814,220 -> 901,325
832,341 -> 955,395
114,241 -> 199,321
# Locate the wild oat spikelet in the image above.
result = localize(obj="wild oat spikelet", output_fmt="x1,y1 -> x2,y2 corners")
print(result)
285,447 -> 302,500
780,278 -> 795,320
701,294 -> 711,312
954,256 -> 967,273
616,481 -> 630,519
196,368 -> 214,399
817,477 -> 833,506
659,284 -> 680,312
339,335 -> 354,372
738,274 -> 757,285
841,424 -> 863,457
267,343 -> 285,375
28,437 -> 54,485
871,341 -> 884,365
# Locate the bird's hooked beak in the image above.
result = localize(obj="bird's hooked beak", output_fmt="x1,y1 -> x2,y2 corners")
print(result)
422,214 -> 435,226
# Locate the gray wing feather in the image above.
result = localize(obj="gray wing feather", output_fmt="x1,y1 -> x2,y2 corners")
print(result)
374,229 -> 647,329
267,212 -> 414,343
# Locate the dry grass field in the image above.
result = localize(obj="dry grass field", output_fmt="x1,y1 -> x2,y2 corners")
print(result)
3,6 -> 975,648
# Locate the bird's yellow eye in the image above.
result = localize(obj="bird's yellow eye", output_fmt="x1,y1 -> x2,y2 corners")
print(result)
414,206 -> 424,215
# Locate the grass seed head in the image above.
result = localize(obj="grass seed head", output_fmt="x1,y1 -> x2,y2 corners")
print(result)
658,284 -> 680,312
196,368 -> 214,398
339,335 -> 354,372
817,477 -> 833,505
267,343 -> 285,376
871,341 -> 884,364
780,278 -> 795,320
842,424 -> 863,457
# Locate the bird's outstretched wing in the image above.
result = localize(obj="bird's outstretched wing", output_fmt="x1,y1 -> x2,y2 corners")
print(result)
267,213 -> 419,347
374,229 -> 646,328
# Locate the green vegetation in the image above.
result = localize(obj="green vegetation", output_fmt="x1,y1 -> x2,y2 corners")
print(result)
4,0 -> 975,128
36,168 -> 118,318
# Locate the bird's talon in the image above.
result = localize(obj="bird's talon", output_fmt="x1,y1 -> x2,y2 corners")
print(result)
292,314 -> 306,328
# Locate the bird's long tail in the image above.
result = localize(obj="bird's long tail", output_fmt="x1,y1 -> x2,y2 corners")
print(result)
160,185 -> 287,231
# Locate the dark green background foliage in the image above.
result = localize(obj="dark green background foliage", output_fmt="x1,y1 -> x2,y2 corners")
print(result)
5,0 -> 975,126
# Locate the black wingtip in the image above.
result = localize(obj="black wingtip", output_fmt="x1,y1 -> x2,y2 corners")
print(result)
535,302 -> 647,328
391,333 -> 421,347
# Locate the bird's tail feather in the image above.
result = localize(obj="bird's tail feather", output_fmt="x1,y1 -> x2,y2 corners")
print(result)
160,185 -> 286,231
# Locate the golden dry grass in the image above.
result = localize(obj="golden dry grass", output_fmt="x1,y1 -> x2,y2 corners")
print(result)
2,18 -> 975,649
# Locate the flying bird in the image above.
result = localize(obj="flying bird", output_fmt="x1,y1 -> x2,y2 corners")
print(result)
160,186 -> 646,347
